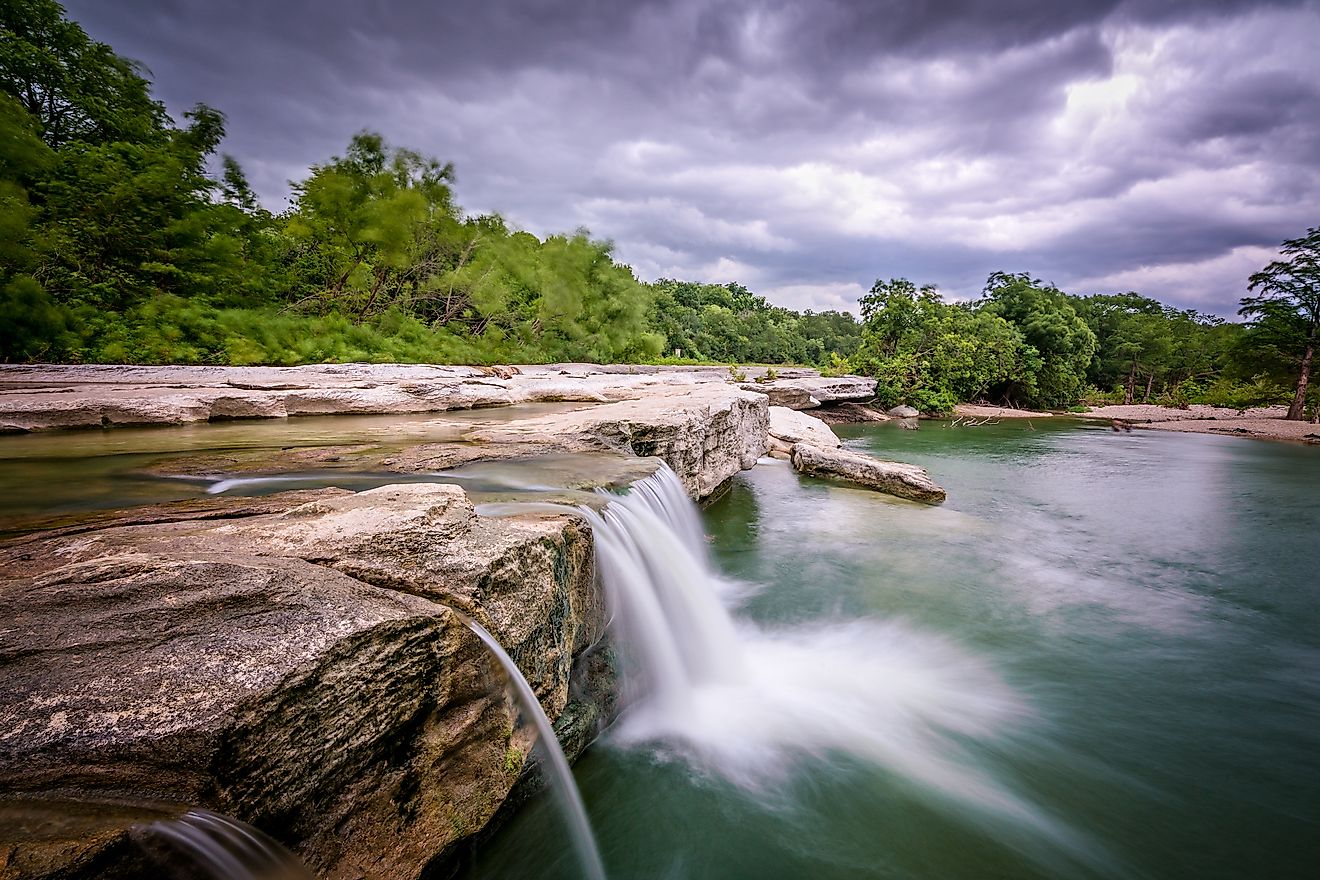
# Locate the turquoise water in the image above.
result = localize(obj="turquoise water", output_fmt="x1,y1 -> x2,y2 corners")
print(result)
465,420 -> 1320,880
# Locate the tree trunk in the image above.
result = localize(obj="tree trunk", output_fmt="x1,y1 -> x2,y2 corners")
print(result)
358,270 -> 390,320
1124,364 -> 1136,405
1287,325 -> 1315,421
1143,372 -> 1155,403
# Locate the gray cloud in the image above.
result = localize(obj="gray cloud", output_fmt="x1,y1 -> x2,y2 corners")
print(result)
64,0 -> 1320,316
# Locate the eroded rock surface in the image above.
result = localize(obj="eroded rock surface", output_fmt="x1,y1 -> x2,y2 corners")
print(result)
767,406 -> 840,458
790,442 -> 946,503
461,385 -> 770,499
813,402 -> 889,425
736,374 -> 876,410
0,485 -> 603,880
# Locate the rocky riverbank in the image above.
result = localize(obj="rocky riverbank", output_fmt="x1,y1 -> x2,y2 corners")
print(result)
0,364 -> 949,879
0,484 -> 602,879
0,363 -> 876,433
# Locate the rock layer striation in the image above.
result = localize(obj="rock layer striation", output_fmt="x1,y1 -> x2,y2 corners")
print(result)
0,485 -> 602,880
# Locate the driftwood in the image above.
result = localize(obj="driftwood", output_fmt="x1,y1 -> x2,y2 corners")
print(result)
948,415 -> 1001,428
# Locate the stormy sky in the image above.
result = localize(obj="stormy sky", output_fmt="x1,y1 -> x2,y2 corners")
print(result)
65,0 -> 1320,317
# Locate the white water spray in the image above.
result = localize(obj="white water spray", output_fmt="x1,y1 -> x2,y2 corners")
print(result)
542,468 -> 1074,826
477,464 -> 1098,863
596,471 -> 1010,791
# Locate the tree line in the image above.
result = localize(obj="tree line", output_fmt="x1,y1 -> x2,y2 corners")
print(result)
2,1 -> 1316,420
852,244 -> 1318,420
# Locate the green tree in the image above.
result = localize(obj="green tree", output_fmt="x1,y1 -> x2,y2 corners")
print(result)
285,131 -> 460,318
0,0 -> 164,147
0,91 -> 63,361
978,272 -> 1097,408
1242,228 -> 1320,421
851,278 -> 1026,412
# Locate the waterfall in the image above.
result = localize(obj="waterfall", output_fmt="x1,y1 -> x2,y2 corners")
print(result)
474,464 -> 1092,863
460,614 -> 608,880
136,809 -> 312,879
582,468 -> 1086,836
573,475 -> 747,711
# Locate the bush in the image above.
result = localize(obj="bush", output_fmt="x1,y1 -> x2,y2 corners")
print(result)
1080,385 -> 1124,405
0,277 -> 70,362
1188,376 -> 1291,411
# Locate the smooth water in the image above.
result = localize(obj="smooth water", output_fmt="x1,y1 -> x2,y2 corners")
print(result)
465,419 -> 1320,880
0,404 -> 598,522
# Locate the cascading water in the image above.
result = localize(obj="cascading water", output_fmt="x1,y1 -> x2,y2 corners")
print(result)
460,614 -> 608,880
482,465 -> 1090,857
135,809 -> 312,880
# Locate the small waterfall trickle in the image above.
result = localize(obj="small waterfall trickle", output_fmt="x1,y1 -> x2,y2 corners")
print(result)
460,613 -> 608,880
135,809 -> 312,879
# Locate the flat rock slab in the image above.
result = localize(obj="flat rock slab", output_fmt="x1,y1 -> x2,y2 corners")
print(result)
768,407 -> 840,458
0,484 -> 602,880
813,402 -> 889,424
738,374 -> 876,410
790,442 -> 946,503
0,363 -> 872,431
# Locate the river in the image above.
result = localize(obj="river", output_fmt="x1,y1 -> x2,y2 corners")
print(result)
465,419 -> 1320,880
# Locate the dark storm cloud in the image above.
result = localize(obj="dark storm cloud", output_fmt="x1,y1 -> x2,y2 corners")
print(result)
63,0 -> 1320,315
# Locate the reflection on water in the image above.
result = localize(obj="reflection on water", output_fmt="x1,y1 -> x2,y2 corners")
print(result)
466,419 -> 1320,880
0,404 -> 607,522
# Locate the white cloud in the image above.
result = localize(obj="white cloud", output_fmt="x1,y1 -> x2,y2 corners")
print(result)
1068,244 -> 1279,311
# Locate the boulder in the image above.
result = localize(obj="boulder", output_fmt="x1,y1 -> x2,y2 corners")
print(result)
463,385 -> 769,499
767,406 -> 840,458
886,404 -> 920,418
813,402 -> 889,424
0,484 -> 603,880
790,442 -> 946,503
737,374 -> 876,410
737,383 -> 819,409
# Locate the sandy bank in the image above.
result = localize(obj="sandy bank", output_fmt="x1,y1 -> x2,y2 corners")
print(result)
953,404 -> 1053,420
1083,404 -> 1320,445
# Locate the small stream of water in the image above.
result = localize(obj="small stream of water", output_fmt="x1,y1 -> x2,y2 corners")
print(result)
459,613 -> 608,880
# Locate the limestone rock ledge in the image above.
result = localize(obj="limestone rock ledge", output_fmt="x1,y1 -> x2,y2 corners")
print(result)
790,442 -> 947,503
0,363 -> 871,431
0,484 -> 604,880
767,406 -> 841,458
459,385 -> 770,499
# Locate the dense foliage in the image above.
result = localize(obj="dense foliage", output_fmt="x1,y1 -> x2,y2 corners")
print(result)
1,1 -> 1313,420
647,279 -> 859,365
0,1 -> 863,368
848,270 -> 1315,416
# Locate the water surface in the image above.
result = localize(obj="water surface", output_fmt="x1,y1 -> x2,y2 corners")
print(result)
0,403 -> 600,521
468,419 -> 1320,880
